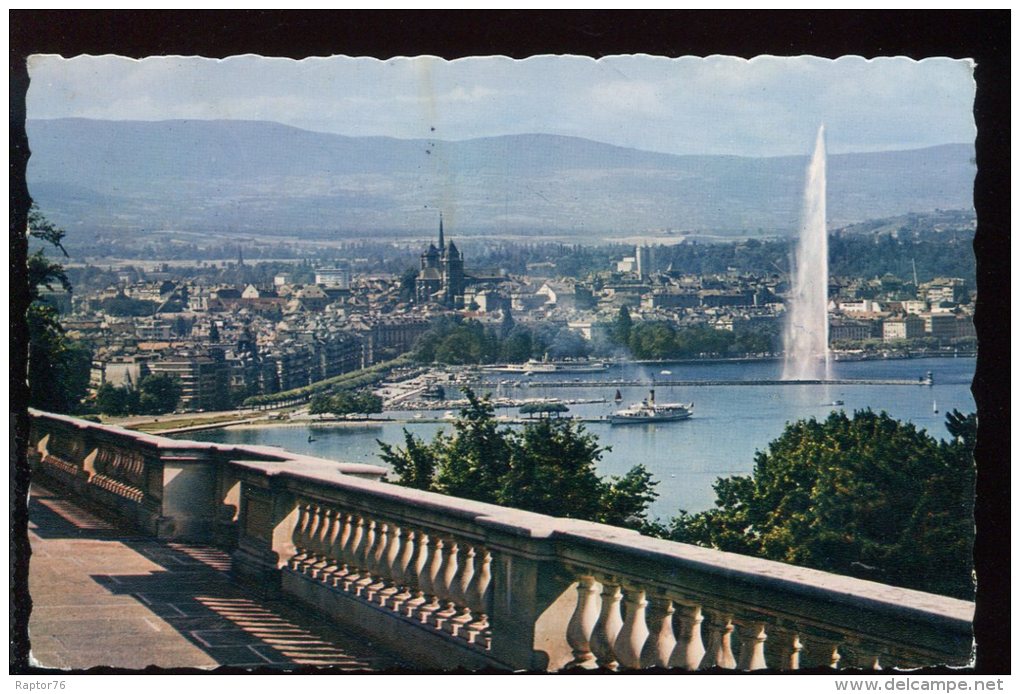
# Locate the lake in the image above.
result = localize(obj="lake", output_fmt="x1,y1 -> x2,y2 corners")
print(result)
180,357 -> 975,520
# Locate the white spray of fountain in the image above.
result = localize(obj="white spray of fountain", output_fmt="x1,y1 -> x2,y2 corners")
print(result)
782,125 -> 831,381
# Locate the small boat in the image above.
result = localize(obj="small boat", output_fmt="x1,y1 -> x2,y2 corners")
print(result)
610,389 -> 693,425
661,370 -> 672,375
829,400 -> 844,407
614,389 -> 623,402
307,435 -> 317,442
933,400 -> 939,414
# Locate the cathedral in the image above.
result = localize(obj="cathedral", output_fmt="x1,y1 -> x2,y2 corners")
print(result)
415,214 -> 465,307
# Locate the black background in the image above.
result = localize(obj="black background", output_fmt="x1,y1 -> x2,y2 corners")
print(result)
10,10 -> 1010,674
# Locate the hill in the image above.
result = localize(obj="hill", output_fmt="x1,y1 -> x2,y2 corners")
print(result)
26,118 -> 975,240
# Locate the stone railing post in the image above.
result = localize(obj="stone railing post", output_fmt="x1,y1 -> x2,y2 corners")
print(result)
150,447 -> 219,542
483,529 -> 577,672
231,476 -> 299,597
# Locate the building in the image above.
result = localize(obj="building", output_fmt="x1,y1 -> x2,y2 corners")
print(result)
315,267 -> 352,289
635,245 -> 653,278
923,313 -> 959,341
882,315 -> 926,341
148,349 -> 229,411
416,214 -> 466,307
830,319 -> 878,342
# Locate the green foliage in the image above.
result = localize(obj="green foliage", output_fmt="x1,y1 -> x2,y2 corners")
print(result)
414,316 -> 589,365
136,374 -> 182,415
518,401 -> 569,417
26,207 -> 92,413
667,409 -> 975,599
500,328 -> 533,363
27,304 -> 91,413
95,382 -> 134,416
97,296 -> 159,317
95,374 -> 182,416
379,389 -> 659,532
415,317 -> 499,364
309,390 -> 383,416
242,355 -> 410,407
613,306 -> 633,345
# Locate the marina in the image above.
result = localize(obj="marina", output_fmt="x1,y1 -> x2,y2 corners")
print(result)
181,356 -> 975,519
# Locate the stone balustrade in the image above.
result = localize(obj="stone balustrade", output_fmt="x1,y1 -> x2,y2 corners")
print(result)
27,409 -> 385,545
27,410 -> 974,672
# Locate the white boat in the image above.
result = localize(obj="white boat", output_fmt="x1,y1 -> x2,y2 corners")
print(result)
610,389 -> 693,425
482,359 -> 609,374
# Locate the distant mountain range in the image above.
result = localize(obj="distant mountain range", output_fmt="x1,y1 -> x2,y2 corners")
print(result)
25,118 -> 975,240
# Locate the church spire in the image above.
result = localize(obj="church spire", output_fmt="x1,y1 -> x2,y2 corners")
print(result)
438,212 -> 445,251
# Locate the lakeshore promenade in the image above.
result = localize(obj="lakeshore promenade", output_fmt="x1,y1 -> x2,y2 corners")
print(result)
25,483 -> 409,671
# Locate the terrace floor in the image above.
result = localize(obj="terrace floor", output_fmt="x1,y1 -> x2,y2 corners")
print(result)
23,483 -> 410,672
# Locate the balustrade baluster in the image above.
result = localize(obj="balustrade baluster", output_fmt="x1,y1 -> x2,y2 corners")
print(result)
764,628 -> 803,670
376,525 -> 403,606
463,549 -> 492,648
433,540 -> 460,630
565,574 -> 600,669
320,508 -> 344,583
354,519 -> 378,596
417,536 -> 445,625
390,528 -> 418,612
287,503 -> 313,570
614,586 -> 650,670
329,512 -> 355,586
589,579 -> 623,670
640,594 -> 676,669
845,638 -> 888,670
669,602 -> 705,670
447,544 -> 476,636
366,521 -> 391,600
403,531 -> 430,619
735,619 -> 768,670
303,506 -> 324,575
801,635 -> 843,670
341,516 -> 366,591
309,509 -> 335,579
699,610 -> 736,669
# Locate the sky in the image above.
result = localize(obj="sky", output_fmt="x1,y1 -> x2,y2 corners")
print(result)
26,53 -> 975,158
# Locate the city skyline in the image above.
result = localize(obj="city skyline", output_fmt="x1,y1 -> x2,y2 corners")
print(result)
27,54 -> 975,158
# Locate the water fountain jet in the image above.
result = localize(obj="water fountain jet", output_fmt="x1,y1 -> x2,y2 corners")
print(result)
782,125 -> 831,381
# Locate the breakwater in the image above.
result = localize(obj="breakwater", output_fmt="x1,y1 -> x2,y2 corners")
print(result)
465,378 -> 933,388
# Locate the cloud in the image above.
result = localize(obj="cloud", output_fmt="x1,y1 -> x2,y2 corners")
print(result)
25,54 -> 975,158
589,80 -> 667,117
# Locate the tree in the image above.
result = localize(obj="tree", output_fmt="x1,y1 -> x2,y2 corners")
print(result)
310,390 -> 383,416
26,206 -> 92,413
95,383 -> 133,416
667,409 -> 975,599
379,389 -> 659,531
612,305 -> 633,345
136,374 -> 182,415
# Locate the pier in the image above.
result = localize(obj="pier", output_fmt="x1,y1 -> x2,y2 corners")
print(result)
464,378 -> 934,389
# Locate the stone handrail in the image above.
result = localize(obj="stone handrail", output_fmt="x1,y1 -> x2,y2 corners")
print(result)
28,411 -> 973,672
28,409 -> 385,544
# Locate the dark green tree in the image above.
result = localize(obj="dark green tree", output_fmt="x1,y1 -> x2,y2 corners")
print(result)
310,390 -> 383,416
378,430 -> 437,491
431,391 -> 513,501
95,383 -> 133,416
667,409 -> 975,599
380,389 -> 659,531
26,206 -> 92,413
497,418 -> 605,519
613,305 -> 633,346
136,374 -> 182,415
500,327 -> 533,363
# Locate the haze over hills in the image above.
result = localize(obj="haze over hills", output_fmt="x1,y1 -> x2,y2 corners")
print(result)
26,118 -> 975,241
